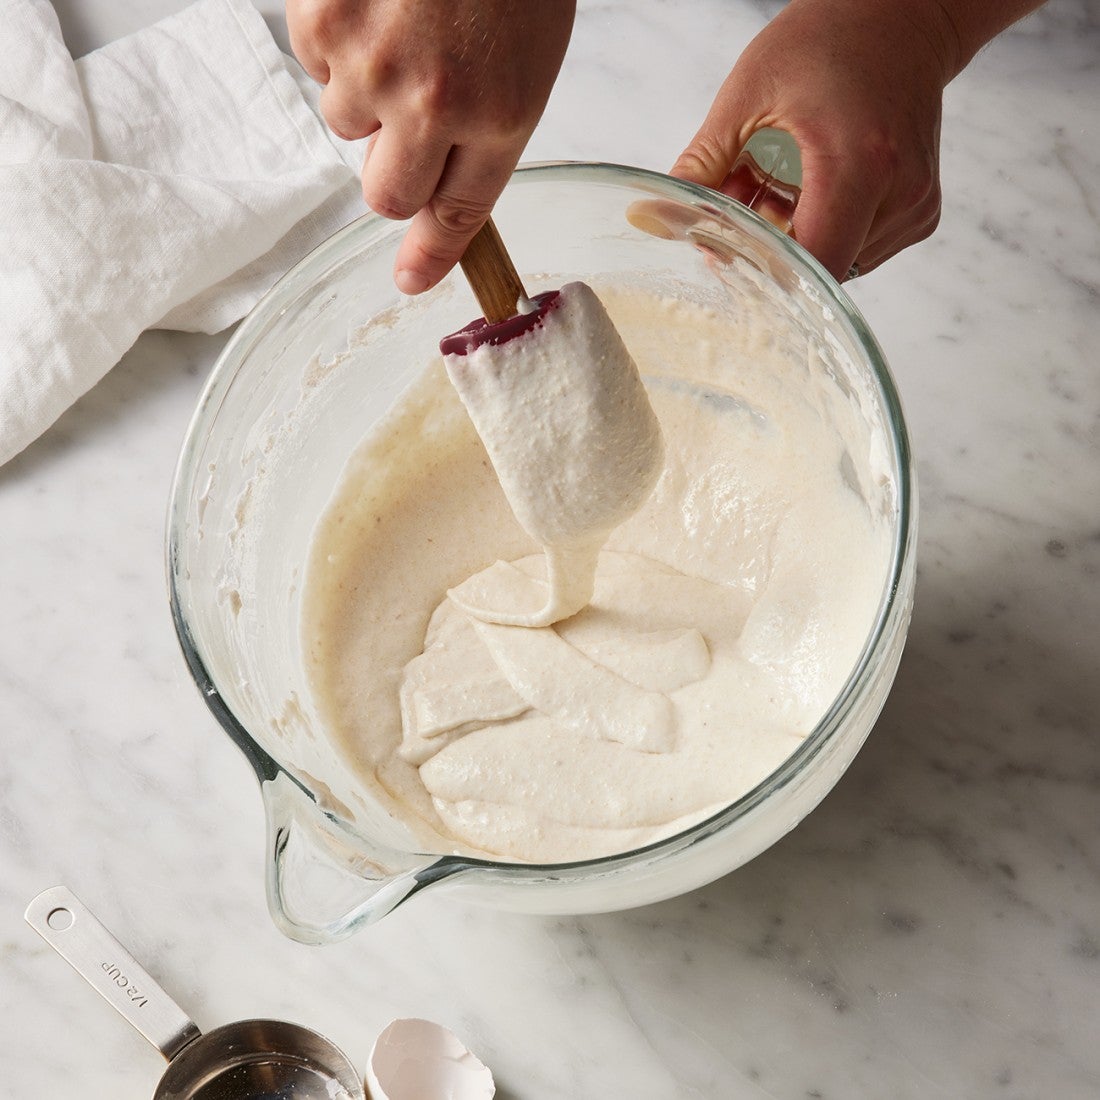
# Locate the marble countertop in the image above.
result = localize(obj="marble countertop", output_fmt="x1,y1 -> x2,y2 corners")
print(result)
3,2 -> 1098,1097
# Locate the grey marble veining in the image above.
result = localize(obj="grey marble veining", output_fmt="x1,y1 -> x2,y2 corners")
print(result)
2,2 -> 1099,1098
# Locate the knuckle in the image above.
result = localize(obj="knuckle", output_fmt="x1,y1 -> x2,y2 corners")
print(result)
894,156 -> 942,230
319,103 -> 349,137
319,80 -> 380,140
915,203 -> 942,243
363,183 -> 418,221
901,146 -> 940,207
430,197 -> 492,238
919,168 -> 943,214
672,135 -> 727,181
483,100 -> 533,144
321,101 -> 362,140
409,78 -> 529,142
861,133 -> 941,214
364,52 -> 399,92
286,0 -> 342,49
411,70 -> 458,122
860,132 -> 904,183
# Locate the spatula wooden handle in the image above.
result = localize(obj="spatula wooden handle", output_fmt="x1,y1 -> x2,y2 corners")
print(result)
459,218 -> 528,324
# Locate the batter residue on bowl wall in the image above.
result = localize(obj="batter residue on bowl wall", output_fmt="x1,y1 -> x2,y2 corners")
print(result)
300,287 -> 895,863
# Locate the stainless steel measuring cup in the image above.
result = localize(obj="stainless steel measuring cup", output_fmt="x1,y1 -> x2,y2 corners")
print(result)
25,886 -> 364,1099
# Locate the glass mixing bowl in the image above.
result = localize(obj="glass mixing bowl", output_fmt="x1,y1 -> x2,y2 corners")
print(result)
167,163 -> 916,944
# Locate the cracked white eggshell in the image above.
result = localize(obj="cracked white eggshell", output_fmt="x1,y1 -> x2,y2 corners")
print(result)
365,1018 -> 495,1100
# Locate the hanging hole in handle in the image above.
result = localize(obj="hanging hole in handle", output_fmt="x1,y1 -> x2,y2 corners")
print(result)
47,907 -> 74,931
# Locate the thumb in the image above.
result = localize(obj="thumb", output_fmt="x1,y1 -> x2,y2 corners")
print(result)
670,135 -> 739,191
669,92 -> 758,191
392,144 -> 511,294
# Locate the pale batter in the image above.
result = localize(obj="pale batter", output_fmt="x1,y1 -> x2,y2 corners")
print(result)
301,287 -> 895,863
441,281 -> 664,628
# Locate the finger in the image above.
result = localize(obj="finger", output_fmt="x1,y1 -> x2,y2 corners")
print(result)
853,202 -> 942,276
393,143 -> 518,295
669,105 -> 757,191
285,0 -> 331,86
790,148 -> 883,281
847,173 -> 941,276
669,92 -> 805,234
292,48 -> 330,87
853,183 -> 941,265
360,125 -> 453,221
318,77 -> 381,141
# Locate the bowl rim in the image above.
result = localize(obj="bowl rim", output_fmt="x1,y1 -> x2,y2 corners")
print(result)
166,159 -> 916,879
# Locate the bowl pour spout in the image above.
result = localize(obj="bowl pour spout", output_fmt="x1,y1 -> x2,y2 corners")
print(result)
261,772 -> 458,943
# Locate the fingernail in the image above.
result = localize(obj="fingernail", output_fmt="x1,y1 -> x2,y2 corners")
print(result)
395,268 -> 430,295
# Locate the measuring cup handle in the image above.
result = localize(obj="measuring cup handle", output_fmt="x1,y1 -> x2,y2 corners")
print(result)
25,886 -> 202,1062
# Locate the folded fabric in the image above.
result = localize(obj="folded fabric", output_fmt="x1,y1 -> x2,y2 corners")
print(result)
0,0 -> 366,466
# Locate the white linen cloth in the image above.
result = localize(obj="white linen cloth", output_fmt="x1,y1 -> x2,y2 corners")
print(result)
0,0 -> 366,466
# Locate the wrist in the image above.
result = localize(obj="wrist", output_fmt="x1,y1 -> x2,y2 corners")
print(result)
784,0 -> 1044,85
779,0 -> 959,89
909,0 -> 1047,80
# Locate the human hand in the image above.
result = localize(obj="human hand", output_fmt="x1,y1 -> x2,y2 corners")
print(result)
287,0 -> 576,293
670,0 -> 957,281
